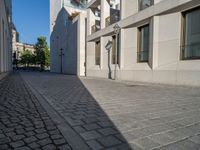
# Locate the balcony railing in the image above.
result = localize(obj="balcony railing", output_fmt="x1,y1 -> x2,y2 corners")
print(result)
181,43 -> 200,60
139,0 -> 154,10
64,0 -> 88,9
91,20 -> 100,33
105,9 -> 120,27
137,50 -> 149,62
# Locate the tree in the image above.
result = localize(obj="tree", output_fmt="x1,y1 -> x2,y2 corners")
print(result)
34,37 -> 50,71
20,50 -> 34,67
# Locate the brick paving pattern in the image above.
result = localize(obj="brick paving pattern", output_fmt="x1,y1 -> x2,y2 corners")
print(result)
0,73 -> 72,150
21,72 -> 200,150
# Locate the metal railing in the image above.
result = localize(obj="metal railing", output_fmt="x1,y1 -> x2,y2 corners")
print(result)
64,0 -> 88,9
139,0 -> 154,11
137,50 -> 149,62
181,43 -> 200,60
105,11 -> 120,27
91,20 -> 100,33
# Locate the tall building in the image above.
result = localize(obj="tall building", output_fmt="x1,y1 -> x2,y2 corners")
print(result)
50,0 -> 87,75
86,0 -> 200,86
0,0 -> 13,73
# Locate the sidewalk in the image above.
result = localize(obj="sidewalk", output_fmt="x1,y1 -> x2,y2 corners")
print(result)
21,72 -> 200,150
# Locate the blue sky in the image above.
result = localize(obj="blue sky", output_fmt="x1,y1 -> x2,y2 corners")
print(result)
12,0 -> 50,45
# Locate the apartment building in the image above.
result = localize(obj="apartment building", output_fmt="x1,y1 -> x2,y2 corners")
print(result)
50,0 -> 87,75
86,0 -> 200,86
0,0 -> 13,73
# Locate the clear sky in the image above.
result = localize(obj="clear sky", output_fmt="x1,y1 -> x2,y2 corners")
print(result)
12,0 -> 50,45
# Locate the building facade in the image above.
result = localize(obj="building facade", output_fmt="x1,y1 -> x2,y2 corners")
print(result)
0,0 -> 13,73
50,0 -> 87,76
86,0 -> 200,86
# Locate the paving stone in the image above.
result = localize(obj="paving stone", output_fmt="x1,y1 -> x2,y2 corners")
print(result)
15,146 -> 31,150
12,135 -> 25,141
10,141 -> 25,148
0,138 -> 10,144
0,134 -> 5,139
73,126 -> 86,133
98,127 -> 118,136
38,138 -> 52,146
83,123 -> 101,131
24,136 -> 37,144
42,144 -> 56,150
97,136 -> 122,147
133,137 -> 160,149
0,144 -> 9,150
149,133 -> 175,145
29,142 -> 40,149
80,131 -> 102,140
188,134 -> 200,144
36,133 -> 49,140
87,140 -> 103,150
51,134 -> 63,140
58,144 -> 72,150
158,139 -> 200,150
53,138 -> 66,145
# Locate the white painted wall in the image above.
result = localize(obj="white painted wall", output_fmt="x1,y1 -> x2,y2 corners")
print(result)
50,0 -> 86,76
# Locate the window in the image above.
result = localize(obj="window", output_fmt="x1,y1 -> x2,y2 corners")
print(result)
95,41 -> 100,65
112,34 -> 120,64
139,0 -> 154,11
182,7 -> 200,60
138,24 -> 150,62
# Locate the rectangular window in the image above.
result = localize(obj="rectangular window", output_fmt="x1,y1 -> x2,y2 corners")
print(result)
139,0 -> 154,11
95,41 -> 100,65
138,24 -> 150,62
112,34 -> 120,64
182,7 -> 200,60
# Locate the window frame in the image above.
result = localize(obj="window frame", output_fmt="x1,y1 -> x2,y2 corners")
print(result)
137,24 -> 150,63
95,41 -> 101,66
181,6 -> 200,60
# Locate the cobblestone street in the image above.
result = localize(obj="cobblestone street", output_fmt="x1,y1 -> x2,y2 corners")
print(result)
0,73 -> 71,150
1,72 -> 200,150
20,72 -> 200,150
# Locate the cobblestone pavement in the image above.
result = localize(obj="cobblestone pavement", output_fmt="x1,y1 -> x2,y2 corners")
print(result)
21,72 -> 200,150
0,73 -> 72,150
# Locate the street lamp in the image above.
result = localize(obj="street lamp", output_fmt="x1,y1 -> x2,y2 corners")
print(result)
113,24 -> 120,80
59,48 -> 64,74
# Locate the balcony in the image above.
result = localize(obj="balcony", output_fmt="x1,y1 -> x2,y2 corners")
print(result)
181,43 -> 200,60
64,0 -> 88,9
105,9 -> 120,27
137,51 -> 149,62
139,0 -> 154,11
91,20 -> 100,33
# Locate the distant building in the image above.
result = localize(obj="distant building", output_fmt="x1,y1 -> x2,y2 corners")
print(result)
12,23 -> 35,62
0,0 -> 13,73
50,0 -> 87,76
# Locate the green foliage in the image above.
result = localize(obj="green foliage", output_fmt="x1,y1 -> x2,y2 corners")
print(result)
34,36 -> 50,70
20,50 -> 35,66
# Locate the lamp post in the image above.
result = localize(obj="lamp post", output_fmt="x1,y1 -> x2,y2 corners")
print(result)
59,48 -> 64,74
113,24 -> 120,80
